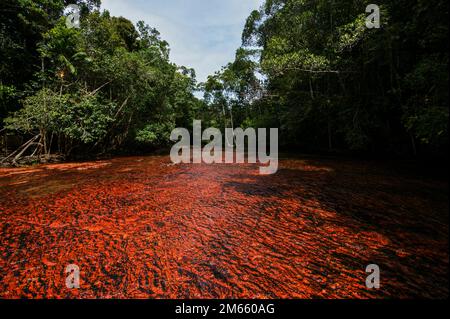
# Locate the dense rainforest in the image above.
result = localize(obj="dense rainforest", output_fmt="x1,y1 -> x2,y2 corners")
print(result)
0,0 -> 448,165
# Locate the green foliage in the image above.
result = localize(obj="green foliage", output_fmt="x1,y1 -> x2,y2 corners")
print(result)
402,56 -> 449,147
59,94 -> 116,144
4,88 -> 66,134
228,0 -> 448,155
135,122 -> 175,146
2,0 -> 447,160
2,2 -> 200,157
4,88 -> 115,144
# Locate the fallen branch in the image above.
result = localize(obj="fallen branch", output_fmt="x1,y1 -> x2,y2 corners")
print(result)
278,68 -> 358,75
88,81 -> 112,97
13,135 -> 41,163
114,96 -> 130,119
1,134 -> 40,163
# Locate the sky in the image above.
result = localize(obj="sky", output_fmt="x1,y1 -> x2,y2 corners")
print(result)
101,0 -> 263,83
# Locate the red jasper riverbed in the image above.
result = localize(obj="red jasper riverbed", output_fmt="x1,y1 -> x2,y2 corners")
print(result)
0,156 -> 448,298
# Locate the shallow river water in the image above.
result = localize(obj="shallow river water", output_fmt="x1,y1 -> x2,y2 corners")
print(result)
0,156 -> 448,298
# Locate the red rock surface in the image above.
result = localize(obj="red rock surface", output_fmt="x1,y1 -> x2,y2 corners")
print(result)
0,156 -> 448,298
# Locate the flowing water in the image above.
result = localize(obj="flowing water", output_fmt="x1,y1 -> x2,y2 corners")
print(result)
0,156 -> 448,298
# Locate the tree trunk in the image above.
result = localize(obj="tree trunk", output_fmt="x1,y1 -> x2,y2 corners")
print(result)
410,133 -> 417,156
328,119 -> 333,151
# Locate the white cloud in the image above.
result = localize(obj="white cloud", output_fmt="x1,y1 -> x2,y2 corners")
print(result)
101,0 -> 263,82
